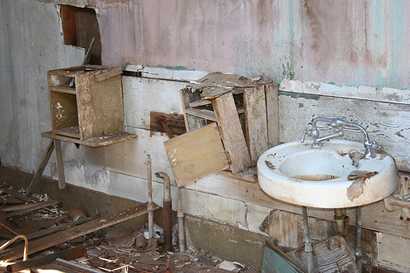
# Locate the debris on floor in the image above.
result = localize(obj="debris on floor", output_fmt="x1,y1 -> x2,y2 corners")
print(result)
0,182 -> 256,273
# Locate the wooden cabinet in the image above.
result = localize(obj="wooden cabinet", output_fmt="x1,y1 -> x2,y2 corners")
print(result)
46,65 -> 135,147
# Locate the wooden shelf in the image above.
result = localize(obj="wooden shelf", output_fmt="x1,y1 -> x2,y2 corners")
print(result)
53,126 -> 80,139
50,86 -> 76,95
42,131 -> 137,148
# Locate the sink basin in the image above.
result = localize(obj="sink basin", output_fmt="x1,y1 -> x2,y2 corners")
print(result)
257,140 -> 398,208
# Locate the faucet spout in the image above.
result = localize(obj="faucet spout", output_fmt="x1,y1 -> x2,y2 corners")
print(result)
302,116 -> 380,158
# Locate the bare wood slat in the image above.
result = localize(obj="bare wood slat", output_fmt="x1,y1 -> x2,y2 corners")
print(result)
212,93 -> 251,173
54,140 -> 66,190
265,84 -> 279,147
244,86 -> 269,164
26,141 -> 55,193
3,200 -> 59,217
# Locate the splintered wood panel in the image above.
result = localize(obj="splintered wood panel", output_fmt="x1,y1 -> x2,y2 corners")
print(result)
244,86 -> 268,164
76,74 -> 123,139
164,123 -> 229,187
212,93 -> 251,173
265,84 -> 279,147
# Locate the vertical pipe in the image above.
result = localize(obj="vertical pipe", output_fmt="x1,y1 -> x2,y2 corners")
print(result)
335,208 -> 346,235
356,207 -> 363,272
302,207 -> 313,253
302,207 -> 316,273
177,186 -> 185,252
155,172 -> 172,251
146,154 -> 154,242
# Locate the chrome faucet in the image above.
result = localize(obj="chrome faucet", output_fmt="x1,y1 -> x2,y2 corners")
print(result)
301,116 -> 381,158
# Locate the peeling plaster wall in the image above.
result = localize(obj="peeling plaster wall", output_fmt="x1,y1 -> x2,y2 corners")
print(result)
0,0 -> 84,171
96,0 -> 410,89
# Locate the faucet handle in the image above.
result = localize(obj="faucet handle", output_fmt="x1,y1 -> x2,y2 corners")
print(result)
365,139 -> 383,158
301,122 -> 314,143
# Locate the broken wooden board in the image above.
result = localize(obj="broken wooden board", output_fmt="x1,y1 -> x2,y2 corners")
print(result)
164,123 -> 229,187
0,205 -> 155,261
3,200 -> 59,217
244,86 -> 269,164
149,111 -> 186,138
192,72 -> 269,100
212,93 -> 251,173
265,84 -> 280,147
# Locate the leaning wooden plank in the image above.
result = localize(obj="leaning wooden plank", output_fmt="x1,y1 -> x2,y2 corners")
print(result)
265,84 -> 279,147
244,86 -> 269,164
0,205 -> 154,261
5,246 -> 86,272
164,123 -> 229,187
54,140 -> 66,190
26,141 -> 55,193
212,93 -> 251,173
3,200 -> 59,217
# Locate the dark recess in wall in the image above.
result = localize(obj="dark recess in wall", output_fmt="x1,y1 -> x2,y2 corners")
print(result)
60,5 -> 102,65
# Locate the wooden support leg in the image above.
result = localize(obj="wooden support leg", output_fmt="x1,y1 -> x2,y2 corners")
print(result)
54,140 -> 66,190
26,141 -> 55,193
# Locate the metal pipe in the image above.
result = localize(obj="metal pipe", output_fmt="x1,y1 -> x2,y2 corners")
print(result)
302,207 -> 313,253
146,154 -> 154,243
335,208 -> 346,235
355,207 -> 363,272
177,186 -> 185,252
0,235 -> 29,261
155,171 -> 172,251
302,207 -> 317,273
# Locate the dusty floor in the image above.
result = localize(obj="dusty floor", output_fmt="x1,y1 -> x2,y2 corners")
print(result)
0,169 -> 257,273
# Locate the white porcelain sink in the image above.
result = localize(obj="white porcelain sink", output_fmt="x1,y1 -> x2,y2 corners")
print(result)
257,140 -> 398,208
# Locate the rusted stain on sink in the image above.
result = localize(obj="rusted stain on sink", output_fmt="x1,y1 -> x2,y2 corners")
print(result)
293,174 -> 339,182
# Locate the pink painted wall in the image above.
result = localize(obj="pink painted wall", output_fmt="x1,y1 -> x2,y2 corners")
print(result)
94,0 -> 410,89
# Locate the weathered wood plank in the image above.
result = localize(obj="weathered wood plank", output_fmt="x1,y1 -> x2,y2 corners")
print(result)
212,93 -> 251,173
164,123 -> 229,187
4,200 -> 59,217
26,141 -> 55,193
265,84 -> 279,147
0,205 -> 153,261
54,139 -> 66,190
244,86 -> 268,164
76,74 -> 124,139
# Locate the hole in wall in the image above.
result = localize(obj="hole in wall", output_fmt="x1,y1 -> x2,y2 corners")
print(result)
60,5 -> 102,65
